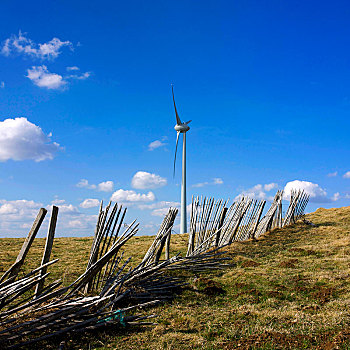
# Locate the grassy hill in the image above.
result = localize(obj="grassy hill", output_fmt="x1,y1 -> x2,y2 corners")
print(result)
1,206 -> 350,349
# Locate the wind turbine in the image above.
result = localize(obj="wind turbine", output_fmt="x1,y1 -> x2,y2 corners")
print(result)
172,85 -> 192,234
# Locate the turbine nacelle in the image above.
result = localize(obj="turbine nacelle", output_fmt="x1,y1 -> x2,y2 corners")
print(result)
174,123 -> 190,133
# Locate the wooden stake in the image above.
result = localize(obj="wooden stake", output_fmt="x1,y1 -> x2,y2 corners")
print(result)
34,206 -> 59,297
0,208 -> 47,283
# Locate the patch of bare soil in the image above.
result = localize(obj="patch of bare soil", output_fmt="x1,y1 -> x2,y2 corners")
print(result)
241,259 -> 260,267
278,258 -> 299,268
311,286 -> 336,304
193,277 -> 225,296
233,282 -> 249,290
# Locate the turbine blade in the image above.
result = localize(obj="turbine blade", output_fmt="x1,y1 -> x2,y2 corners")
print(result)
172,85 -> 182,125
184,120 -> 192,125
173,131 -> 180,177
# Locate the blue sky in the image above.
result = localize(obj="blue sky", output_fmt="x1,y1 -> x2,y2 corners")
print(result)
0,0 -> 349,237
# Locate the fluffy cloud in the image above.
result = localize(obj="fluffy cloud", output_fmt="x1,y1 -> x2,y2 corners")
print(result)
1,31 -> 72,59
235,182 -> 278,201
26,65 -> 66,89
343,171 -> 350,179
148,140 -> 166,151
76,179 -> 96,189
131,171 -> 167,189
0,199 -> 42,217
0,81 -> 4,88
0,198 -> 99,237
26,65 -> 91,90
111,189 -> 155,203
97,181 -> 114,192
151,208 -> 172,217
0,117 -> 61,162
192,178 -> 224,188
236,184 -> 268,200
138,200 -> 180,216
76,179 -> 114,192
283,180 -> 329,203
0,199 -> 43,236
79,199 -> 100,209
264,183 -> 278,191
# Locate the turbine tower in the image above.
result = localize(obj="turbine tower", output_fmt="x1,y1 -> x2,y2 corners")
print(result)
172,86 -> 192,234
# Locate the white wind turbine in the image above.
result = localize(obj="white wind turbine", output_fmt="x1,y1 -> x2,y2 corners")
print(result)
172,85 -> 192,234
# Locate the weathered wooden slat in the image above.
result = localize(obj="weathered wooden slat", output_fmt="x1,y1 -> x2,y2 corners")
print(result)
0,208 -> 47,283
34,206 -> 59,297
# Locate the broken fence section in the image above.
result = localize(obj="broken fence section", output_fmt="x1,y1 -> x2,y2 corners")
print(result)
0,189 -> 309,349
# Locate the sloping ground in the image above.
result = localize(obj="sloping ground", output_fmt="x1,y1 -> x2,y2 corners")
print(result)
93,207 -> 350,350
0,207 -> 349,349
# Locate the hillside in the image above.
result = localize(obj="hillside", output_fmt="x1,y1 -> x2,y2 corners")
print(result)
0,207 -> 350,349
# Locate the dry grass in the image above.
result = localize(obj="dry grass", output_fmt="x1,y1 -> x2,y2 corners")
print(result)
1,206 -> 350,349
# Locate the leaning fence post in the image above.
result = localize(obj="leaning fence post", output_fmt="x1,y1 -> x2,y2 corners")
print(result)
35,206 -> 59,297
165,230 -> 171,260
215,207 -> 227,247
251,201 -> 266,240
0,208 -> 47,283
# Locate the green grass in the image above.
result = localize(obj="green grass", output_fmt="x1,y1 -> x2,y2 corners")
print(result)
1,207 -> 350,349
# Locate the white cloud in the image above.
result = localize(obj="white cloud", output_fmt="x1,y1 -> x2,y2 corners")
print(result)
138,200 -> 180,217
26,65 -> 90,90
67,219 -> 85,228
76,179 -> 96,189
343,171 -> 350,179
1,31 -> 72,60
79,199 -> 100,209
264,183 -> 278,191
0,81 -> 4,88
0,203 -> 19,215
236,184 -> 267,200
138,201 -> 180,210
76,179 -> 114,192
235,183 -> 278,201
151,208 -> 171,217
97,181 -> 114,192
131,171 -> 167,189
0,117 -> 61,162
0,198 -> 99,237
192,178 -> 224,188
327,171 -> 338,177
0,199 -> 42,221
66,71 -> 91,80
283,180 -> 329,203
111,189 -> 155,203
26,65 -> 66,90
57,203 -> 80,215
148,140 -> 166,151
